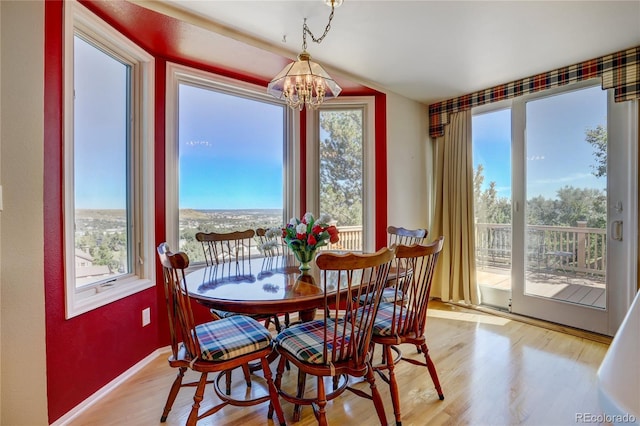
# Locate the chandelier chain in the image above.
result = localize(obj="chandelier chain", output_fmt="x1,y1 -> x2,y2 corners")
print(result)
267,0 -> 342,110
301,4 -> 336,51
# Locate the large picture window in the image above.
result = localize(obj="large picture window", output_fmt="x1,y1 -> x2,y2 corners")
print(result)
64,2 -> 154,318
319,108 -> 364,250
73,35 -> 131,287
307,98 -> 375,252
166,64 -> 295,262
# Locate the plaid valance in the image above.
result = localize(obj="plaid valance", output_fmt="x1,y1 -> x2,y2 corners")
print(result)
429,45 -> 640,139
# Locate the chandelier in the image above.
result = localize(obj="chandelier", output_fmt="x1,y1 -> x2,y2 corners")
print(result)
267,0 -> 343,110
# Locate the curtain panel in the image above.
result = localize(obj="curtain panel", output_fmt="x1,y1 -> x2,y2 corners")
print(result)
429,45 -> 640,139
431,110 -> 479,305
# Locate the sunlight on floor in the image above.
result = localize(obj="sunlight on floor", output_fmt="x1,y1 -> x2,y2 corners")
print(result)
429,307 -> 511,326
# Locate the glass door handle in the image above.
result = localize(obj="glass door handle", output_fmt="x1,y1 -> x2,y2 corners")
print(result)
611,220 -> 623,241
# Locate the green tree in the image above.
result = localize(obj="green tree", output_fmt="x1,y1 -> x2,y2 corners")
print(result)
555,186 -> 606,228
318,110 -> 363,226
526,195 -> 556,226
473,165 -> 511,224
585,124 -> 607,178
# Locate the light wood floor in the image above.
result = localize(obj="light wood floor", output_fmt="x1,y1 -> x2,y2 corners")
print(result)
67,301 -> 610,425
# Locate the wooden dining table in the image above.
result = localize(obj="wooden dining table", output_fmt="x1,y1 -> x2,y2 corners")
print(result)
185,254 -> 333,321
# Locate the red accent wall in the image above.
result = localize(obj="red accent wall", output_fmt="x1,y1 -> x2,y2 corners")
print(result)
375,93 -> 388,249
44,2 -> 159,422
299,110 -> 307,215
44,2 -> 387,422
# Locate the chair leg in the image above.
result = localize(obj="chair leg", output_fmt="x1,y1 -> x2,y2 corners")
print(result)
284,313 -> 291,328
269,354 -> 288,420
332,375 -> 339,391
160,366 -> 186,422
293,370 -> 307,422
261,357 -> 286,426
225,369 -> 232,395
241,363 -> 252,388
316,375 -> 328,426
187,373 -> 208,426
272,315 -> 282,333
365,362 -> 388,426
384,345 -> 402,426
421,343 -> 444,400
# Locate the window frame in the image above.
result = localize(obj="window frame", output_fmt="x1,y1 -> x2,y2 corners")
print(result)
63,1 -> 155,318
164,62 -> 298,257
306,97 -> 376,252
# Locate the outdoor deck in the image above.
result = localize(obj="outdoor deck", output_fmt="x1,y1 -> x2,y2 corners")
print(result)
328,224 -> 608,309
477,265 -> 606,309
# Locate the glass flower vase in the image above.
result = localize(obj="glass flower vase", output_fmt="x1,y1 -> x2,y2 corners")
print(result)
292,247 -> 316,271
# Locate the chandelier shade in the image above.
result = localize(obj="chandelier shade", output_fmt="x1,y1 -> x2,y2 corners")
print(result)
267,51 -> 342,110
267,0 -> 342,110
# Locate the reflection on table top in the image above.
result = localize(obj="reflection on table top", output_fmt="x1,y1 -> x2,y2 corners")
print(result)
185,255 -> 338,315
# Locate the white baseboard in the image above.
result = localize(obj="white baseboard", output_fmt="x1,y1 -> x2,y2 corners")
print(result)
52,346 -> 170,426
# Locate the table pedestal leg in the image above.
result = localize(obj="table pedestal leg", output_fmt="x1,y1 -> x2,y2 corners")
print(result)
299,308 -> 317,322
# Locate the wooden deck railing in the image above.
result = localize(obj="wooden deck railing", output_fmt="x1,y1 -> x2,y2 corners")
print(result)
476,222 -> 606,276
306,223 -> 606,277
324,225 -> 363,251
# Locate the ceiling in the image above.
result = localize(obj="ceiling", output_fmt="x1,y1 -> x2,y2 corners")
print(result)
133,1 -> 640,105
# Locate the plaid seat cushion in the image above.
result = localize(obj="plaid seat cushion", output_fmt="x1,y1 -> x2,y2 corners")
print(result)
196,315 -> 271,361
211,309 -> 272,324
381,287 -> 405,303
359,287 -> 405,305
210,308 -> 240,319
275,319 -> 352,364
373,302 -> 414,337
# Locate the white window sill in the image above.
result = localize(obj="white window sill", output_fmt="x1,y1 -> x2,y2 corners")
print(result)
66,276 -> 154,319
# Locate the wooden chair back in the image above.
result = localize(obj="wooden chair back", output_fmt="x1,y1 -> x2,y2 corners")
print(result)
385,237 -> 444,337
387,225 -> 428,247
255,227 -> 288,257
195,229 -> 255,265
157,242 -> 199,361
316,247 -> 395,367
157,243 -> 287,425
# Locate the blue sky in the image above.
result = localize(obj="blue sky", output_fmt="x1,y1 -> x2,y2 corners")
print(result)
75,35 -> 284,211
473,85 -> 607,200
74,36 -> 128,210
76,34 -> 606,211
178,84 -> 284,210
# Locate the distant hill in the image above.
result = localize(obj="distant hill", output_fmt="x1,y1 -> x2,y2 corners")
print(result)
180,209 -> 211,220
180,209 -> 282,221
76,208 -> 282,220
76,209 -> 126,220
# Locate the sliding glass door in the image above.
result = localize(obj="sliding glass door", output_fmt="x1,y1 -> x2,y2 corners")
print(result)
473,109 -> 512,309
474,82 -> 637,335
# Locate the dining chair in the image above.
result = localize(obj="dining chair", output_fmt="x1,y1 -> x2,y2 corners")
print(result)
371,237 -> 445,426
156,243 -> 286,426
256,227 -> 288,257
271,247 -> 395,426
196,229 -> 279,393
387,225 -> 428,247
256,227 -> 290,330
196,229 -> 255,267
382,225 -> 428,303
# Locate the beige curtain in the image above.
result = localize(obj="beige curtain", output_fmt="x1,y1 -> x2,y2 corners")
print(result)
431,110 -> 479,305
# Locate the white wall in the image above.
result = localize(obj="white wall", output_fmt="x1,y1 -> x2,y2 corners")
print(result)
385,91 -> 432,233
0,0 -> 3,418
0,1 -> 48,424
